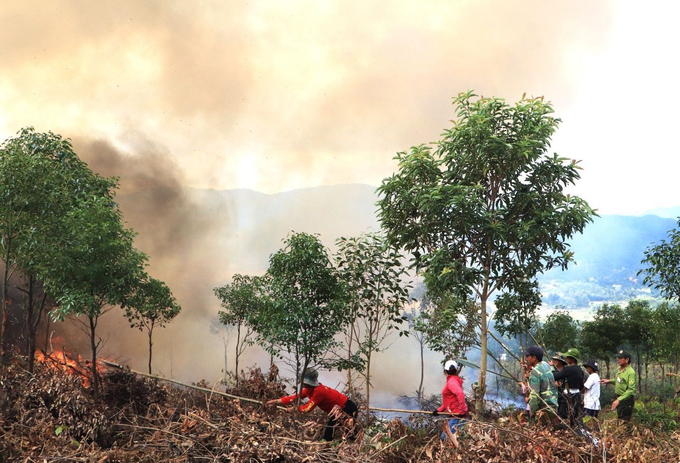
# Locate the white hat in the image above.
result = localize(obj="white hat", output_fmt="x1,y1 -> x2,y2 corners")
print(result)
444,360 -> 459,372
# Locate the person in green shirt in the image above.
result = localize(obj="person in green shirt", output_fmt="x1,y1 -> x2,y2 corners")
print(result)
521,346 -> 558,422
600,350 -> 637,421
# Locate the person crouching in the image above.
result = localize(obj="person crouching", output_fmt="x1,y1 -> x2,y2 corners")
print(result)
266,368 -> 358,441
431,360 -> 469,448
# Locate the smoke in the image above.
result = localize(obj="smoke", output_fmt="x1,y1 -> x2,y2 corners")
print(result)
39,134 -> 236,381
0,0 -> 624,392
0,1 -> 614,194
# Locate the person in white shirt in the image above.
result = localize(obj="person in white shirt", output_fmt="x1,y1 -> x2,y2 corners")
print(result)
582,359 -> 601,418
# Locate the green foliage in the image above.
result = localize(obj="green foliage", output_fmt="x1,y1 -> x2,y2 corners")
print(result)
252,232 -> 350,387
415,292 -> 479,360
125,275 -> 181,374
334,232 -> 411,403
0,128 -> 114,356
126,277 -> 181,332
0,127 -> 167,399
214,274 -> 264,382
640,218 -> 680,301
634,400 -> 679,432
215,274 -> 265,329
650,302 -> 680,363
46,194 -> 147,320
538,310 -> 580,353
579,303 -> 626,374
377,91 -> 595,408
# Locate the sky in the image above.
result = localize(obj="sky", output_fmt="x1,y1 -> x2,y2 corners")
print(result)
2,0 -> 679,216
2,0 -> 679,388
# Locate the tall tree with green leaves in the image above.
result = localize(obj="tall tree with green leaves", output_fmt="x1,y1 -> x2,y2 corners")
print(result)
125,276 -> 181,374
650,301 -> 680,386
579,303 -> 626,378
47,194 -> 147,399
623,299 -> 654,394
0,128 -> 111,365
640,218 -> 680,302
214,274 -> 264,386
334,232 -> 411,416
377,92 -> 595,412
251,232 -> 349,396
538,310 -> 580,353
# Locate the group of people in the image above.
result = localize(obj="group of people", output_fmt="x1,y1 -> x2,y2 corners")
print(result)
264,346 -> 636,446
521,345 -> 637,428
265,360 -> 469,447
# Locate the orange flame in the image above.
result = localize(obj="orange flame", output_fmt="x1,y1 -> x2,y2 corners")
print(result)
34,350 -> 108,388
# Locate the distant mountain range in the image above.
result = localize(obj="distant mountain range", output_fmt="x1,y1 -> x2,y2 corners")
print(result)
118,183 -> 677,311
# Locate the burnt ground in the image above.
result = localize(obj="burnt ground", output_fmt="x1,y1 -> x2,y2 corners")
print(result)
1,357 -> 678,462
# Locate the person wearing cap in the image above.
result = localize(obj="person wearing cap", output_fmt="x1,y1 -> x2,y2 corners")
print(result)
431,360 -> 468,448
266,368 -> 358,441
552,348 -> 585,427
582,359 -> 601,418
600,350 -> 637,421
549,353 -> 569,422
521,346 -> 558,422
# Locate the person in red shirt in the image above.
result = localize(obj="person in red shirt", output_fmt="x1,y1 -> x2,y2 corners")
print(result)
267,368 -> 358,441
431,360 -> 468,448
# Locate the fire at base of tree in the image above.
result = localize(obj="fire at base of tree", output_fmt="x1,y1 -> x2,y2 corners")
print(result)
1,352 -> 678,462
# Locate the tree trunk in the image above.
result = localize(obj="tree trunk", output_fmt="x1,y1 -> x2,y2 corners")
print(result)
223,339 -> 228,383
235,323 -> 241,387
476,296 -> 488,415
25,273 -> 35,373
418,338 -> 424,404
147,321 -> 154,375
661,363 -> 666,413
89,315 -> 100,402
365,350 -> 372,424
605,359 -> 611,379
346,323 -> 356,393
1,240 -> 11,366
636,347 -> 642,395
644,360 -> 649,397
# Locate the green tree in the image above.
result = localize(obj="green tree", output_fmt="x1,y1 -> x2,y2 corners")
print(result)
623,299 -> 654,394
18,275 -> 56,373
538,310 -> 580,353
214,274 -> 264,386
46,194 -> 147,399
407,303 -> 428,404
334,232 -> 411,416
125,276 -> 181,374
377,92 -> 595,412
640,218 -> 680,302
418,292 -> 479,362
579,303 -> 626,378
0,128 -> 110,366
649,302 -> 680,392
251,232 -> 349,396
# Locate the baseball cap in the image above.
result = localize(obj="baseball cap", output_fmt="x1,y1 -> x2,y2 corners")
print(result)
615,350 -> 632,360
444,359 -> 459,373
521,346 -> 544,359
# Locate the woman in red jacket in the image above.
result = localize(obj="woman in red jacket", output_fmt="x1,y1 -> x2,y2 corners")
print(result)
267,368 -> 358,441
432,360 -> 468,447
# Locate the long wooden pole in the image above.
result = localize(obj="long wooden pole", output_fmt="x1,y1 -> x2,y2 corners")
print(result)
101,360 -> 467,416
101,360 -> 262,404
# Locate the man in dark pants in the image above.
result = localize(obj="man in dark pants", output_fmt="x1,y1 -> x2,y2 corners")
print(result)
553,348 -> 585,428
601,350 -> 637,421
550,353 -> 569,422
